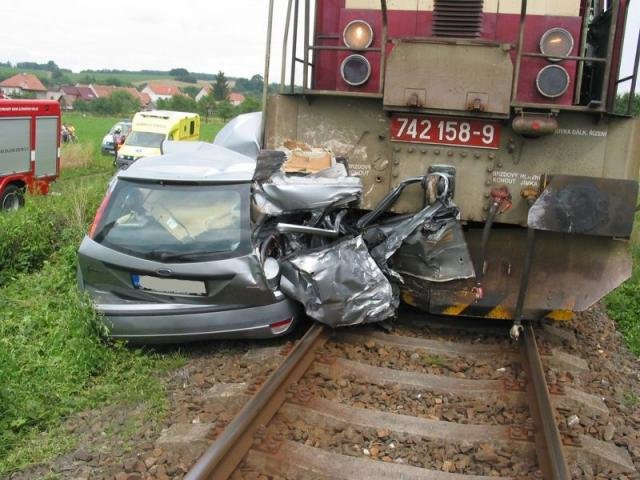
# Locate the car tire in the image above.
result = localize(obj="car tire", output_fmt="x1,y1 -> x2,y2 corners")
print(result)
1,184 -> 25,211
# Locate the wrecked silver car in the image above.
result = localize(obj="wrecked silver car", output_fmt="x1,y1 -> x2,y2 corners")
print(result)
77,142 -> 301,342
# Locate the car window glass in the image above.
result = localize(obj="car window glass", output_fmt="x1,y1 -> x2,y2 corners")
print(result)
124,131 -> 166,148
93,180 -> 251,262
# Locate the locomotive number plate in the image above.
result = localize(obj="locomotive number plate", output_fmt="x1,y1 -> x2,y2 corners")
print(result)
390,115 -> 501,149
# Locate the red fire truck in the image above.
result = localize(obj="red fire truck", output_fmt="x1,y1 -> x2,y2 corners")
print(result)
0,99 -> 61,210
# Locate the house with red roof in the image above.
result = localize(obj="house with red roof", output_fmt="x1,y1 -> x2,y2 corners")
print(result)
141,83 -> 183,104
228,92 -> 246,106
0,73 -> 47,99
91,84 -> 116,98
195,85 -> 212,102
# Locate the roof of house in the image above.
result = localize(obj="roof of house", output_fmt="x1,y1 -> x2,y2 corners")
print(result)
75,85 -> 97,101
228,92 -> 246,103
145,83 -> 182,96
139,92 -> 152,105
0,73 -> 47,92
92,84 -> 115,98
61,85 -> 80,96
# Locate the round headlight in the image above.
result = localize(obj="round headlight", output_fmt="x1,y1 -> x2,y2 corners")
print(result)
343,20 -> 373,50
536,65 -> 570,98
540,28 -> 574,61
341,54 -> 371,86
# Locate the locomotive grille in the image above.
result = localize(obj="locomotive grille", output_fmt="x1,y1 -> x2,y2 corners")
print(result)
433,0 -> 484,38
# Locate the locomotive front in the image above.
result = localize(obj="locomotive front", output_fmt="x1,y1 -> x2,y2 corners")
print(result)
263,0 -> 640,329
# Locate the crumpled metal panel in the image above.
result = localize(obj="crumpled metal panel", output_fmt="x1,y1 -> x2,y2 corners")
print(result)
213,112 -> 262,159
392,218 -> 475,283
254,164 -> 362,215
369,202 -> 457,281
279,236 -> 396,327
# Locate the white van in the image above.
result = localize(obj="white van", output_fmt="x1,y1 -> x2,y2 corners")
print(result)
116,110 -> 200,168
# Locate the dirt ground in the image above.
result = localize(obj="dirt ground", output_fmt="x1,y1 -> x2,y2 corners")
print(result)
8,305 -> 640,480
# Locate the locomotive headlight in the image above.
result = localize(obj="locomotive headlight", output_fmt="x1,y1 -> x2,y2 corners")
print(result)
341,54 -> 371,86
536,65 -> 570,98
343,20 -> 373,50
540,28 -> 574,61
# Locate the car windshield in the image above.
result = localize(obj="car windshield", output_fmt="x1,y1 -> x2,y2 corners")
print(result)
124,131 -> 165,149
109,123 -> 131,135
93,180 -> 251,262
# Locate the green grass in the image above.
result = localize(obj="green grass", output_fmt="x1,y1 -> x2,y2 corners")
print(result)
61,112 -> 224,161
0,111 -> 231,475
73,71 -> 173,84
606,241 -> 640,356
0,179 -> 184,474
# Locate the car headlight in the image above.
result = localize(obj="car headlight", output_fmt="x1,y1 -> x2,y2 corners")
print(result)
341,54 -> 371,86
343,20 -> 373,50
540,28 -> 574,61
536,65 -> 570,98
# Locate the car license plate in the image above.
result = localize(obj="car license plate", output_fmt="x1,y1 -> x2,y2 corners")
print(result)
390,115 -> 501,149
131,274 -> 206,295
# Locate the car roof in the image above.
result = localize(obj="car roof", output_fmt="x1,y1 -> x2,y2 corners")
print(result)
117,141 -> 256,183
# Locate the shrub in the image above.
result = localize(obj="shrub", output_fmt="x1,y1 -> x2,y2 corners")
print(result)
0,183 -> 104,286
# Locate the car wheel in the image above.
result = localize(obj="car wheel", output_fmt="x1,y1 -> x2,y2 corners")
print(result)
1,184 -> 25,211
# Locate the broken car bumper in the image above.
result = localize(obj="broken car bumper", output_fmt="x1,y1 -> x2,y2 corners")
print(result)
94,293 -> 300,343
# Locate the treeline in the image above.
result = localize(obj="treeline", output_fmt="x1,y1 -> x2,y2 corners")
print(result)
0,60 -> 272,96
72,89 -> 262,119
614,92 -> 640,116
73,91 -> 142,116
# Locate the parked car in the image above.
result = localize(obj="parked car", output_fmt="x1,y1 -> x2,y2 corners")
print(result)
77,142 -> 299,343
101,120 -> 132,155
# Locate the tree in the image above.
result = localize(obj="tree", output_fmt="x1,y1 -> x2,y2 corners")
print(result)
216,100 -> 234,122
615,92 -> 640,116
169,68 -> 189,77
197,93 -> 218,122
156,94 -> 198,113
74,91 -> 140,115
237,96 -> 262,114
213,71 -> 229,101
182,86 -> 201,99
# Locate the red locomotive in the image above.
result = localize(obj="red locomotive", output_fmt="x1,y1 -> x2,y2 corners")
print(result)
262,0 -> 639,330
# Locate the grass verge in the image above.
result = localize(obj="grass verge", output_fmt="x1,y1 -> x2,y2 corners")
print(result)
0,142 -> 188,475
0,112 -> 228,474
605,242 -> 640,356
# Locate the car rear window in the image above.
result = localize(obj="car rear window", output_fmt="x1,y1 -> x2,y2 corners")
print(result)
124,131 -> 165,149
92,179 -> 251,262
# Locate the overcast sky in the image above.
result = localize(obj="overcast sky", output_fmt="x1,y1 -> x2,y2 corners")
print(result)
0,0 -> 638,90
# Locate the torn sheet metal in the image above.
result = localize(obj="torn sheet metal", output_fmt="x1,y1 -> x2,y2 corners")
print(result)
278,236 -> 396,327
369,202 -> 458,281
391,218 -> 475,283
254,163 -> 362,215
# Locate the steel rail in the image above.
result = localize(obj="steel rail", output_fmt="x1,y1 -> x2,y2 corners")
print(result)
185,323 -> 329,480
522,323 -> 571,480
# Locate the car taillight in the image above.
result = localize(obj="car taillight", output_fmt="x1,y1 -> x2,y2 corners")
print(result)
269,318 -> 293,335
88,191 -> 112,239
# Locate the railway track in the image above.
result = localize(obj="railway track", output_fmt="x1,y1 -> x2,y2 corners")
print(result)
184,317 -> 635,480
